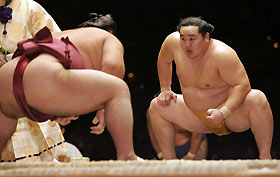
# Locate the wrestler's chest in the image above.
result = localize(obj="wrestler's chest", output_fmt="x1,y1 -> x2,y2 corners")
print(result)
175,64 -> 221,88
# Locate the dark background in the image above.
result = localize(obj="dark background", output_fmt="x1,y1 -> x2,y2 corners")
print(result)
37,0 -> 280,160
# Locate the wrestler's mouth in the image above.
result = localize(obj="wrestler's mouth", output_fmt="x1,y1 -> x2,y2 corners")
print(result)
186,49 -> 192,53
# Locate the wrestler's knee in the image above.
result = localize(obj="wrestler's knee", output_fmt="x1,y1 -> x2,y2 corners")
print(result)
111,78 -> 131,97
246,89 -> 269,109
148,98 -> 160,115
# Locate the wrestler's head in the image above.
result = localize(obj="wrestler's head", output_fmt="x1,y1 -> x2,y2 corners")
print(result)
177,17 -> 214,59
78,13 -> 117,35
177,17 -> 214,39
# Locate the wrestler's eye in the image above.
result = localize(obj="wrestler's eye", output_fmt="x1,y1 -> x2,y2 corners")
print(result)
180,37 -> 186,41
189,37 -> 195,41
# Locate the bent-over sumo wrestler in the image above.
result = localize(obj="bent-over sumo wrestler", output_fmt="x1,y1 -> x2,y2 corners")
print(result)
0,26 -> 139,160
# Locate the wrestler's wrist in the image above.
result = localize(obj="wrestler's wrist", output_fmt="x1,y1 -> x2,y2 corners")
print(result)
160,86 -> 171,92
186,152 -> 196,159
219,106 -> 231,119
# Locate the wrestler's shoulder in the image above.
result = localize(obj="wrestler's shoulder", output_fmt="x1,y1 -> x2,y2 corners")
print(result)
162,32 -> 180,47
54,27 -> 115,42
79,27 -> 119,40
166,32 -> 180,41
211,39 -> 237,57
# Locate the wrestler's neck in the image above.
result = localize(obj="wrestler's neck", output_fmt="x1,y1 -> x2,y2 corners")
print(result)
187,39 -> 212,62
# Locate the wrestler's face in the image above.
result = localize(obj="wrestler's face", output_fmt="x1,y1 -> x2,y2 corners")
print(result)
179,26 -> 209,59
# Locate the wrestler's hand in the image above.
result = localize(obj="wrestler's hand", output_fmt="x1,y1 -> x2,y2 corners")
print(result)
56,116 -> 79,126
157,91 -> 177,106
90,109 -> 105,135
206,109 -> 224,126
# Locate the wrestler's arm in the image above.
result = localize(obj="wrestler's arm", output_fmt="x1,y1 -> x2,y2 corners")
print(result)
217,48 -> 251,113
158,33 -> 174,88
29,0 -> 61,35
157,33 -> 177,106
101,35 -> 125,79
90,35 -> 125,134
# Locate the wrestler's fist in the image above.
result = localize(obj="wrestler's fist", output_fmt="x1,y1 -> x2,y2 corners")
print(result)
157,91 -> 177,106
90,109 -> 105,135
206,109 -> 224,126
56,116 -> 79,125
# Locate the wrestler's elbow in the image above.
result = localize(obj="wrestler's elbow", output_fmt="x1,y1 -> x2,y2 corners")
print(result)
234,83 -> 251,102
236,78 -> 251,94
110,65 -> 125,79
242,82 -> 251,95
102,62 -> 125,79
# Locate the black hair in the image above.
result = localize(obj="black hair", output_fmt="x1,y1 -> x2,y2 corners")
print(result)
177,17 -> 214,38
78,13 -> 117,35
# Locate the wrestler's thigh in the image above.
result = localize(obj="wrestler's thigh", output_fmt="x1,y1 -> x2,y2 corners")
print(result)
225,89 -> 264,132
23,56 -> 127,116
150,94 -> 211,133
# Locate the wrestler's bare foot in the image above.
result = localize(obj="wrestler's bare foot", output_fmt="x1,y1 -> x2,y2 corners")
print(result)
118,152 -> 144,161
259,154 -> 272,160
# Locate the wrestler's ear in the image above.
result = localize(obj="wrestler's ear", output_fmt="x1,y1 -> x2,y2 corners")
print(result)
205,32 -> 210,41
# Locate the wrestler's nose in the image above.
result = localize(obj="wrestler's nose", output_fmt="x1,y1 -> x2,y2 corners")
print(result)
185,40 -> 192,47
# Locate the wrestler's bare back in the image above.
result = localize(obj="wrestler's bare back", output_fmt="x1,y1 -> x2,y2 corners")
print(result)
0,27 -> 123,118
53,27 -> 123,70
167,32 -> 240,111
